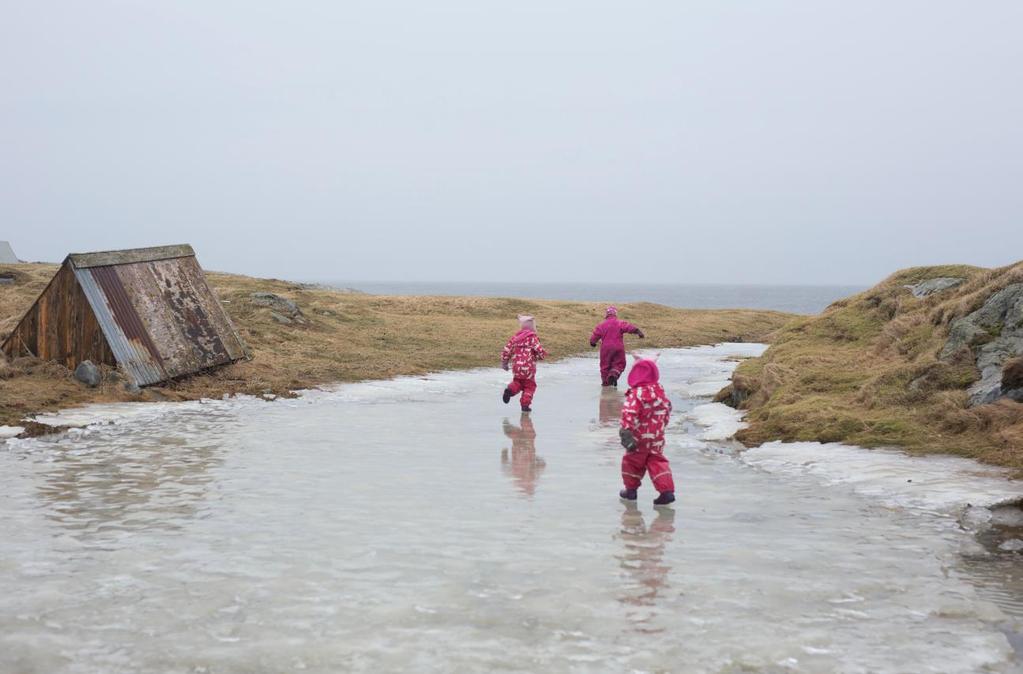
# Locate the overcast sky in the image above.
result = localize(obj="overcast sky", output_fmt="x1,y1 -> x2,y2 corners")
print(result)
2,2 -> 1021,285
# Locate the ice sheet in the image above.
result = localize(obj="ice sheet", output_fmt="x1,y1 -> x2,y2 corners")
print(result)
742,441 -> 1021,514
2,342 -> 1022,673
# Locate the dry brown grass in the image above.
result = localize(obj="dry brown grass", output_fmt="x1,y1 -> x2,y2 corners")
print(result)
1,263 -> 792,428
732,261 -> 1023,471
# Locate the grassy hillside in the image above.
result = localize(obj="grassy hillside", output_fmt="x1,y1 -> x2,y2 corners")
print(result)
726,261 -> 1023,469
1,263 -> 792,429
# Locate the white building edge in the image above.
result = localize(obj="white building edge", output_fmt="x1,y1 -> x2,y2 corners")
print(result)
0,241 -> 20,263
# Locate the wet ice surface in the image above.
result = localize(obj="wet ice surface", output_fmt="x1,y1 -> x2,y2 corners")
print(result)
2,344 -> 1023,673
741,441 -> 1023,514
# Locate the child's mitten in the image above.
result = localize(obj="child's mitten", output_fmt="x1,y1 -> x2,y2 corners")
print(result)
501,360 -> 510,371
619,428 -> 637,452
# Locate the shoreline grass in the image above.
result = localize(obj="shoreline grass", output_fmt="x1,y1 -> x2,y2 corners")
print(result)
728,261 -> 1023,471
1,263 -> 793,429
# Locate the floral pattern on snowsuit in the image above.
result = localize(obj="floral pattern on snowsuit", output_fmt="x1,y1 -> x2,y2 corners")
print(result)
620,382 -> 675,492
501,329 -> 547,409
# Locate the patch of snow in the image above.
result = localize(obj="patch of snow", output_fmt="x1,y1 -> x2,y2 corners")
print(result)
0,425 -> 25,440
742,441 -> 1022,514
991,505 -> 1023,528
998,539 -> 1023,553
961,506 -> 993,532
689,402 -> 747,440
678,379 -> 732,397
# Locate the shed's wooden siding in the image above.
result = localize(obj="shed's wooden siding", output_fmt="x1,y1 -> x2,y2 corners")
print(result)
1,263 -> 115,368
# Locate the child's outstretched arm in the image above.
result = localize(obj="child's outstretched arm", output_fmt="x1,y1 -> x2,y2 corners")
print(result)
623,321 -> 645,339
589,325 -> 602,347
500,339 -> 513,370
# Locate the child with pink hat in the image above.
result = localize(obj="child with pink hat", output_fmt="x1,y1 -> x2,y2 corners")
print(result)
500,315 -> 548,412
619,354 -> 675,506
590,306 -> 644,386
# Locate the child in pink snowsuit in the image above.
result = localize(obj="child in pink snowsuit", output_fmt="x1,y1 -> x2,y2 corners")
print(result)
501,315 -> 548,412
619,355 -> 675,506
590,306 -> 644,386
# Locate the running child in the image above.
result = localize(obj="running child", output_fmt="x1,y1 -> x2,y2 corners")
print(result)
501,315 -> 548,412
619,354 -> 675,506
590,306 -> 644,386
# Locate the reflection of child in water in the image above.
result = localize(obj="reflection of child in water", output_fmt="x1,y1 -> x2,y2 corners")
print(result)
599,389 -> 624,426
501,414 -> 546,496
617,503 -> 676,609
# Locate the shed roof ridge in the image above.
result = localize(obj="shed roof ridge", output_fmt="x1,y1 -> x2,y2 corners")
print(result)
68,244 -> 196,269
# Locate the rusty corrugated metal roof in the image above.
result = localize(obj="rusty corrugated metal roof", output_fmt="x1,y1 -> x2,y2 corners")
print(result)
69,244 -> 248,386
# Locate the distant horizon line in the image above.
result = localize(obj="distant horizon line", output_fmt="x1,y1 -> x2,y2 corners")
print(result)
311,279 -> 871,289
3,259 -> 874,288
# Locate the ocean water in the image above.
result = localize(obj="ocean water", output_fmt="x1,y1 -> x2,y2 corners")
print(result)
3,345 -> 1021,673
325,282 -> 867,314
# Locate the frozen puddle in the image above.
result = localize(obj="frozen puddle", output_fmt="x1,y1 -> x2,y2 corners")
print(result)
2,344 -> 1023,673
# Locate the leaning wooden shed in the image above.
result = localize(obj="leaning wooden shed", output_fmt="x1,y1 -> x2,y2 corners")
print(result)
1,244 -> 249,386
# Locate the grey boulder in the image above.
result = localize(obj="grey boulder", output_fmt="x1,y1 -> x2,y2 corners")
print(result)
251,292 -> 306,323
74,360 -> 101,387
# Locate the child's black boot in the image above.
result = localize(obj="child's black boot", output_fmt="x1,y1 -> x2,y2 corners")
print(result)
653,491 -> 675,506
502,388 -> 513,404
619,488 -> 637,501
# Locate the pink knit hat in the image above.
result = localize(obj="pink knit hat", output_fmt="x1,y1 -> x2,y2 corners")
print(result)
518,315 -> 536,331
627,354 -> 660,387
605,305 -> 618,318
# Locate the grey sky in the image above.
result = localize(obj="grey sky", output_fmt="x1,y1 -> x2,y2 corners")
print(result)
2,1 -> 1021,285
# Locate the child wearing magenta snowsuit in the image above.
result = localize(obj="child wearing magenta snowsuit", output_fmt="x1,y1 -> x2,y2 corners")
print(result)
590,306 -> 644,386
619,355 -> 675,506
501,315 -> 548,412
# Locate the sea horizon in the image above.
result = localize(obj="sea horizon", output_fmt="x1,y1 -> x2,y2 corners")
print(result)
321,280 -> 868,314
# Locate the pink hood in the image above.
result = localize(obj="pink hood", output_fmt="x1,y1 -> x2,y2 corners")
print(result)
627,355 -> 660,387
508,328 -> 535,345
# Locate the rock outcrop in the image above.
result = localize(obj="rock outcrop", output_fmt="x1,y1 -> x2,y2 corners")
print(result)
941,283 -> 1023,405
906,277 -> 964,298
251,292 -> 306,324
721,261 -> 1023,468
